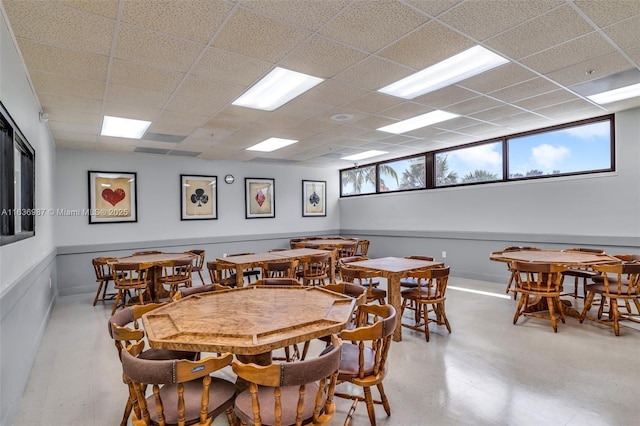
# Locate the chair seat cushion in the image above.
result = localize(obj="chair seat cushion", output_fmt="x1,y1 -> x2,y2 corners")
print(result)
354,278 -> 380,287
147,377 -> 235,426
338,343 -> 375,379
400,277 -> 420,288
234,382 -> 324,426
368,287 -> 387,299
591,275 -> 629,285
401,287 -> 438,300
586,283 -> 637,296
139,349 -> 198,361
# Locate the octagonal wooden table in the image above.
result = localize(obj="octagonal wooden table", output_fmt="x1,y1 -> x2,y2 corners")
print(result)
142,286 -> 356,388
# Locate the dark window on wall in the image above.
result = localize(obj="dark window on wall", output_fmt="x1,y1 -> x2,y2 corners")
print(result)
1,102 -> 35,245
339,115 -> 614,197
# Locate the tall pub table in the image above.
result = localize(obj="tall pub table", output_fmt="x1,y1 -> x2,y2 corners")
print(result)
344,256 -> 445,341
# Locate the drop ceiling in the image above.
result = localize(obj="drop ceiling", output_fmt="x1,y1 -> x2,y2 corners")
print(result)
2,0 -> 639,169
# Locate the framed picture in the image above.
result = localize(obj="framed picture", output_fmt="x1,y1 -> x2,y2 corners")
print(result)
88,171 -> 137,224
302,180 -> 326,217
245,178 -> 275,219
180,174 -> 217,220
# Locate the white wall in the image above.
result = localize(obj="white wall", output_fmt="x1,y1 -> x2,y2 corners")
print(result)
0,10 -> 56,291
340,108 -> 640,239
55,150 -> 340,247
0,9 -> 57,426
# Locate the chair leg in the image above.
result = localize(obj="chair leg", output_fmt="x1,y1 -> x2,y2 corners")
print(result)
376,382 -> 391,416
580,292 -> 596,322
422,302 -> 430,342
112,290 -> 122,315
93,280 -> 105,306
437,302 -> 451,333
513,294 -> 527,325
363,387 -> 377,426
611,298 -> 620,336
547,297 -> 557,332
224,406 -> 234,425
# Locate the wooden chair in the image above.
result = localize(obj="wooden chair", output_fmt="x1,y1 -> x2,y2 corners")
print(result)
227,252 -> 261,283
261,259 -> 299,278
355,239 -> 370,257
121,341 -> 236,426
157,258 -> 192,299
400,267 -> 451,341
108,304 -> 198,426
321,283 -> 367,334
289,238 -> 304,249
399,256 -> 435,289
92,256 -> 119,306
232,335 -> 342,426
512,261 -> 567,332
580,262 -> 640,336
339,256 -> 381,287
335,304 -> 396,426
298,252 -> 330,286
111,262 -> 153,315
172,283 -> 232,301
339,265 -> 386,305
185,249 -> 206,284
499,246 -> 540,299
206,260 -> 238,287
560,247 -> 606,299
250,277 -> 303,286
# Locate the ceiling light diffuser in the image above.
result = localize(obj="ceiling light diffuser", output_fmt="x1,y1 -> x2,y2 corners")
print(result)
587,82 -> 640,104
246,137 -> 298,152
341,150 -> 388,161
378,45 -> 509,99
100,116 -> 151,139
232,67 -> 324,111
377,110 -> 459,134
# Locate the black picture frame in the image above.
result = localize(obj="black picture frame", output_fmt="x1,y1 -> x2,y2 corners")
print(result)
180,174 -> 218,220
302,180 -> 326,217
245,178 -> 275,219
88,170 -> 137,224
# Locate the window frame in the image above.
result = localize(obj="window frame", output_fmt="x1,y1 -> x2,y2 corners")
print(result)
1,101 -> 36,246
339,114 -> 615,197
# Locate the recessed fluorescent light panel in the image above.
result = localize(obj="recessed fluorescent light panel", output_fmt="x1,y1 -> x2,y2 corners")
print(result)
101,116 -> 151,139
378,45 -> 509,99
341,150 -> 388,161
587,82 -> 640,104
232,67 -> 324,111
377,110 -> 459,134
246,137 -> 298,152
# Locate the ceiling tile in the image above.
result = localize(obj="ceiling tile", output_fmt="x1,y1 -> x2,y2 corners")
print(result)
319,1 -> 428,53
458,63 -> 538,93
30,70 -> 104,99
121,0 -> 233,43
3,0 -> 114,55
445,96 -> 505,116
147,121 -> 197,137
485,5 -> 594,60
544,51 -> 634,87
174,74 -> 245,102
378,102 -> 435,120
404,0 -> 461,17
192,47 -> 272,86
488,77 -> 559,103
521,32 -> 616,75
50,0 -> 120,19
48,120 -> 100,135
574,0 -> 640,27
297,80 -> 368,107
110,59 -> 184,93
107,84 -> 170,109
514,89 -> 582,111
16,39 -> 108,81
39,93 -> 102,114
378,21 -> 474,69
603,15 -> 640,49
275,99 -> 333,120
212,8 -> 310,63
280,36 -> 368,78
334,56 -> 413,91
534,99 -> 602,120
103,103 -> 160,121
52,130 -> 97,143
241,0 -> 350,31
44,107 -> 102,126
438,0 -> 563,41
413,85 -> 479,108
165,95 -> 227,117
153,110 -> 210,129
469,104 -> 526,122
342,92 -> 404,114
114,24 -> 203,73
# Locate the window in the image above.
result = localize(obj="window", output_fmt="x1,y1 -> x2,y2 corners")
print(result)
508,119 -> 612,178
1,102 -> 35,245
435,141 -> 503,187
379,156 -> 426,192
341,165 -> 376,196
339,115 -> 614,197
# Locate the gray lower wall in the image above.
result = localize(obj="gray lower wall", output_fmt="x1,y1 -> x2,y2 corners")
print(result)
0,250 -> 57,426
56,230 -> 340,296
341,229 -> 639,283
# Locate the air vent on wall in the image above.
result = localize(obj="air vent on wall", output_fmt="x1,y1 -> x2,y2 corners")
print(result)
134,147 -> 171,155
143,132 -> 187,143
